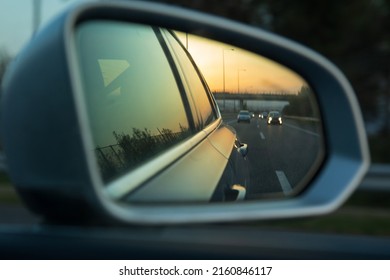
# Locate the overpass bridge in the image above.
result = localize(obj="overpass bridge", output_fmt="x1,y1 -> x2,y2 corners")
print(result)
213,93 -> 291,101
213,93 -> 290,113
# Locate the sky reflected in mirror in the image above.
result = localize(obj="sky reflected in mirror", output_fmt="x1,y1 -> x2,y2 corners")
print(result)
75,21 -> 324,203
176,32 -> 307,94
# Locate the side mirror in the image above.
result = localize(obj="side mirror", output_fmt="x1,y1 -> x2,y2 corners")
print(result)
1,1 -> 369,224
237,143 -> 248,158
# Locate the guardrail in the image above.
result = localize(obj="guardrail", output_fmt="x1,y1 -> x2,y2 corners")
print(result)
358,164 -> 390,192
0,153 -> 7,173
283,115 -> 321,122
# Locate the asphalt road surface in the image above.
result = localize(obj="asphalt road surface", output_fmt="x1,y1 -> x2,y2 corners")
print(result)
224,115 -> 324,200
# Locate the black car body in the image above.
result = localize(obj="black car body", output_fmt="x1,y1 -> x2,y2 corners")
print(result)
260,112 -> 268,119
267,111 -> 283,125
237,110 -> 251,123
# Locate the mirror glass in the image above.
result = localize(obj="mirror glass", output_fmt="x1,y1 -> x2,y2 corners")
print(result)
75,20 -> 324,204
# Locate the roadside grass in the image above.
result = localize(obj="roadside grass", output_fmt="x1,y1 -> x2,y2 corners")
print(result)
282,115 -> 320,124
0,172 -> 9,184
257,208 -> 390,236
369,135 -> 390,163
0,172 -> 21,204
251,191 -> 390,236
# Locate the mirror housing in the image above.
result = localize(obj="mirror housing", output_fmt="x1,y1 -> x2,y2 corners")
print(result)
1,1 -> 369,224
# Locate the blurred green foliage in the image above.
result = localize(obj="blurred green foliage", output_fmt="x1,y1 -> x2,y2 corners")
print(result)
369,135 -> 390,163
244,191 -> 390,236
0,172 -> 21,204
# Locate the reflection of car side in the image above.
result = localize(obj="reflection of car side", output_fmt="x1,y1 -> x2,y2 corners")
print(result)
267,111 -> 283,125
3,22 -> 250,205
237,110 -> 251,123
83,26 -> 250,203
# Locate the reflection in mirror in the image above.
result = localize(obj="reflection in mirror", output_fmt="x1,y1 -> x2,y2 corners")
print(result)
76,22 -> 194,183
175,32 -> 324,200
75,21 -> 324,204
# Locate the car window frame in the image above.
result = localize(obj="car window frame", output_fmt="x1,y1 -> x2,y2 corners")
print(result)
160,29 -> 221,132
70,21 -> 223,202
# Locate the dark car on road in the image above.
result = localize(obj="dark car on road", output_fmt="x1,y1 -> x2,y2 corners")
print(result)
267,111 -> 283,125
259,111 -> 268,119
237,110 -> 251,123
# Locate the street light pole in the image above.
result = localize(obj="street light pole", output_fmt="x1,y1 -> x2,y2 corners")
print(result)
32,0 -> 42,36
32,0 -> 70,36
222,48 -> 234,94
222,48 -> 234,111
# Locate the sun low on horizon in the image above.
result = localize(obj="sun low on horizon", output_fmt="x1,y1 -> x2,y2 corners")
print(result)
175,32 -> 307,95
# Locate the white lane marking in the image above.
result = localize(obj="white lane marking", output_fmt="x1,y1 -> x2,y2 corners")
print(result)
260,132 -> 265,140
283,123 -> 320,137
275,170 -> 293,195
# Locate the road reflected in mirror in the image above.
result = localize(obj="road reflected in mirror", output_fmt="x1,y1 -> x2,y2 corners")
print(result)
176,32 -> 324,200
75,21 -> 324,204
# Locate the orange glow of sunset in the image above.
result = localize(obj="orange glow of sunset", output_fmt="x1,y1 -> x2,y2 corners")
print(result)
176,32 -> 307,94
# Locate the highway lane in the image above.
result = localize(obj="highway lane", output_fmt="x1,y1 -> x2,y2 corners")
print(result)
224,116 -> 324,200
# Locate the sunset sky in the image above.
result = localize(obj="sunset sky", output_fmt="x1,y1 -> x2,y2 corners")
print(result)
176,32 -> 307,95
0,1 -> 307,96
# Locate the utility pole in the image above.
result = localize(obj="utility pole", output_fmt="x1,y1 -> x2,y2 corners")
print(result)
32,0 -> 42,36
